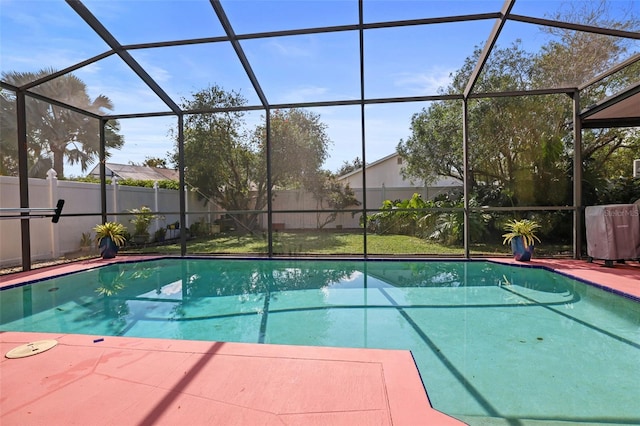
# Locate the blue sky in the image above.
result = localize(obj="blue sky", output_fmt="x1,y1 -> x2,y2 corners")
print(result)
1,0 -> 638,177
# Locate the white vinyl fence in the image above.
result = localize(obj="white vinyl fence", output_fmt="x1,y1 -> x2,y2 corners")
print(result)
1,171 -> 457,267
268,185 -> 457,230
0,171 -> 208,267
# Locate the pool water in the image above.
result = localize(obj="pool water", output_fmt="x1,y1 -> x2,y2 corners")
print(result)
1,259 -> 639,423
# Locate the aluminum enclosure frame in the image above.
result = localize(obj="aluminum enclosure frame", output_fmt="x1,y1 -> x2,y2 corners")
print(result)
2,0 -> 639,270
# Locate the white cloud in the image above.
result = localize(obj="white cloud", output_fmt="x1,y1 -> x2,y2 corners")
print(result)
75,62 -> 102,75
393,67 -> 454,95
135,58 -> 172,84
278,85 -> 328,103
266,39 -> 314,58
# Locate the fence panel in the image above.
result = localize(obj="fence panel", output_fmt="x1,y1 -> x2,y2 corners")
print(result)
0,175 -> 208,267
1,175 -> 454,266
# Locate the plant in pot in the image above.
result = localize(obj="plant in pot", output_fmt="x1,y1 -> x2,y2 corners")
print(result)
154,226 -> 166,243
129,206 -> 157,244
94,222 -> 127,259
80,231 -> 93,252
502,218 -> 541,261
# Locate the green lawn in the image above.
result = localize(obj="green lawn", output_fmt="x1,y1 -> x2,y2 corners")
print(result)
123,231 -> 570,257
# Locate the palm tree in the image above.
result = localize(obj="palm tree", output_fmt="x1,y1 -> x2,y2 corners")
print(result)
1,68 -> 124,178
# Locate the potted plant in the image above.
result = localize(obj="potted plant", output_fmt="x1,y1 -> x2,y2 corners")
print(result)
129,206 -> 157,244
94,221 -> 127,259
502,218 -> 541,261
154,226 -> 166,243
80,232 -> 93,252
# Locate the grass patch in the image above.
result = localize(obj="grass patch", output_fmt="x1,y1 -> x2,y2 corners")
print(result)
123,231 -> 570,257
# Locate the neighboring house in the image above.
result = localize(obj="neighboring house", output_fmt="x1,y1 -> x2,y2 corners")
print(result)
337,152 -> 461,194
87,163 -> 179,182
335,152 -> 462,210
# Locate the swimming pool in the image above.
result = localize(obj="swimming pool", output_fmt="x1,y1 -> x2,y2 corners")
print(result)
1,258 -> 638,423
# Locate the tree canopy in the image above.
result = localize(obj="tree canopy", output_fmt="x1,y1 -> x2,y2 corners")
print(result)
397,2 -> 639,207
0,68 -> 124,178
173,85 -> 341,230
336,157 -> 363,177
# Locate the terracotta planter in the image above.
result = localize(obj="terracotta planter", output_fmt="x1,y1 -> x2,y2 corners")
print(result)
511,236 -> 534,261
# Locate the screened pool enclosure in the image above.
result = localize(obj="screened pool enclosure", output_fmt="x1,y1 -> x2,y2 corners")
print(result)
1,0 -> 639,270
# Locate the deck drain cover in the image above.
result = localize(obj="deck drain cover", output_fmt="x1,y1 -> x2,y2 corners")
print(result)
5,340 -> 58,359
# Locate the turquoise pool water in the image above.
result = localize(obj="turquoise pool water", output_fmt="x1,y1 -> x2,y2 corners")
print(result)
1,259 -> 638,424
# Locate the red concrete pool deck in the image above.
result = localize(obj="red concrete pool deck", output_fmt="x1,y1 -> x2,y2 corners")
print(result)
490,257 -> 640,300
1,256 -> 639,426
1,331 -> 457,426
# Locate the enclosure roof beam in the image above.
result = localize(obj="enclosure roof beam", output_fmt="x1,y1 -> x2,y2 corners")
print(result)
508,14 -> 640,40
105,111 -> 180,120
18,51 -> 116,91
463,0 -> 515,99
579,53 -> 640,91
209,0 -> 269,109
469,87 -> 576,98
101,88 -> 584,120
1,81 -> 103,120
102,94 -> 465,119
65,0 -> 182,115
122,13 -> 499,52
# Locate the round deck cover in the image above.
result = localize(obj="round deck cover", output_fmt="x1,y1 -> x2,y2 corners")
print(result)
5,339 -> 58,359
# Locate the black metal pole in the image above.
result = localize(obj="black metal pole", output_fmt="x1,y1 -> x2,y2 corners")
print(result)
359,0 -> 368,258
265,108 -> 273,257
16,90 -> 31,271
100,118 -> 107,224
572,91 -> 583,259
462,99 -> 470,258
178,114 -> 187,256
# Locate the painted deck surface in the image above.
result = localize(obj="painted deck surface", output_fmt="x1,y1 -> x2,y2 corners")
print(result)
1,256 -> 638,425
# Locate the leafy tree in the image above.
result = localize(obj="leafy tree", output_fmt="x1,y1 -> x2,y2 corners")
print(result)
173,85 -> 258,225
398,42 -> 570,206
397,99 -> 464,185
398,0 -> 639,208
0,90 -> 20,175
173,85 -> 335,231
305,170 -> 361,229
257,108 -> 331,190
141,156 -> 169,168
597,176 -> 640,205
534,0 -> 639,89
0,68 -> 124,178
532,0 -> 640,203
336,157 -> 363,176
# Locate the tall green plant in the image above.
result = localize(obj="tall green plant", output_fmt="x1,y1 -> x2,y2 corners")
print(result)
93,222 -> 127,247
364,193 -> 430,235
129,206 -> 158,238
502,219 -> 541,248
418,196 -> 490,245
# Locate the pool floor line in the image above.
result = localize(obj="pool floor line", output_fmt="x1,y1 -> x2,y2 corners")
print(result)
499,284 -> 640,350
258,290 -> 270,343
377,286 -> 504,419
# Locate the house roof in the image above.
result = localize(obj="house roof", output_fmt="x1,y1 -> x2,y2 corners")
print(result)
88,163 -> 179,181
337,152 -> 399,180
336,152 -> 462,188
581,80 -> 640,128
